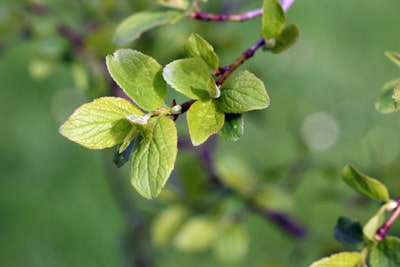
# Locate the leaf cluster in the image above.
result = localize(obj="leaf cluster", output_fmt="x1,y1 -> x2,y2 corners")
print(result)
310,164 -> 400,267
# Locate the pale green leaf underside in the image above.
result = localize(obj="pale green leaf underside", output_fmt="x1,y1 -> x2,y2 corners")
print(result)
216,70 -> 270,113
363,205 -> 386,241
59,97 -> 142,149
342,164 -> 390,202
270,24 -> 299,54
385,51 -> 400,67
218,113 -> 243,141
184,33 -> 219,71
106,49 -> 166,111
113,9 -> 184,45
261,0 -> 287,40
163,58 -> 212,100
375,79 -> 400,114
130,116 -> 177,199
370,236 -> 400,267
187,99 -> 225,146
309,252 -> 361,267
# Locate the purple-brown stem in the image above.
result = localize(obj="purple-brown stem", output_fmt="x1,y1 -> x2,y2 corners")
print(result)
376,198 -> 400,241
188,8 -> 263,22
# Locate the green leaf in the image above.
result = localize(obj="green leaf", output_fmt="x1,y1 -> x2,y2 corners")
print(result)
59,97 -> 143,149
163,58 -> 213,100
174,216 -> 223,252
363,204 -> 387,241
113,139 -> 136,168
270,24 -> 299,54
213,224 -> 249,264
342,165 -> 390,202
392,81 -> 400,108
154,0 -> 189,10
184,33 -> 220,71
218,113 -> 244,141
370,236 -> 400,267
151,205 -> 188,246
375,79 -> 400,114
261,0 -> 287,40
130,116 -> 178,199
216,71 -> 270,113
113,10 -> 184,45
333,217 -> 364,245
215,152 -> 259,196
106,49 -> 166,111
187,99 -> 225,146
385,51 -> 400,67
309,252 -> 361,267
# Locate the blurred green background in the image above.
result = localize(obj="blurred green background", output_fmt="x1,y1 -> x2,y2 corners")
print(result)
1,0 -> 400,266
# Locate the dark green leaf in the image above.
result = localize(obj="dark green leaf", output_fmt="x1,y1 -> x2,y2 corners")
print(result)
370,236 -> 400,267
184,33 -> 220,71
334,217 -> 364,245
342,165 -> 390,202
163,58 -> 213,100
216,71 -> 270,113
130,116 -> 178,198
106,49 -> 166,111
261,0 -> 286,39
270,24 -> 299,54
113,10 -> 184,45
218,113 -> 244,141
113,139 -> 136,168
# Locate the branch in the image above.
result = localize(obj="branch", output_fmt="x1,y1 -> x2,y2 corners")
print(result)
214,37 -> 266,86
376,198 -> 400,241
188,8 -> 263,22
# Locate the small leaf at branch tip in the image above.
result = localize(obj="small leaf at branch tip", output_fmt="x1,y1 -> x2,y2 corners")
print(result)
126,113 -> 151,125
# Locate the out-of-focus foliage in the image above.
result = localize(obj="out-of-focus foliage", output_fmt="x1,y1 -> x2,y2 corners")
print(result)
1,0 -> 400,266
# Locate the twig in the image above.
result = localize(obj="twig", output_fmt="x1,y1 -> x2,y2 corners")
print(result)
376,198 -> 400,241
188,8 -> 263,22
215,38 -> 266,86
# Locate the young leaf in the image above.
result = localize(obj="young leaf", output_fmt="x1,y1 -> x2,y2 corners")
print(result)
370,236 -> 400,267
270,24 -> 299,54
363,205 -> 387,241
385,51 -> 400,67
130,116 -> 178,199
113,10 -> 184,45
261,0 -> 287,40
309,252 -> 361,267
174,216 -> 223,252
106,49 -> 166,111
184,33 -> 220,71
59,97 -> 142,149
218,113 -> 244,141
163,58 -> 212,100
342,165 -> 390,202
216,71 -> 270,113
333,217 -> 364,245
375,79 -> 400,114
187,99 -> 225,146
392,81 -> 400,108
213,224 -> 249,264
